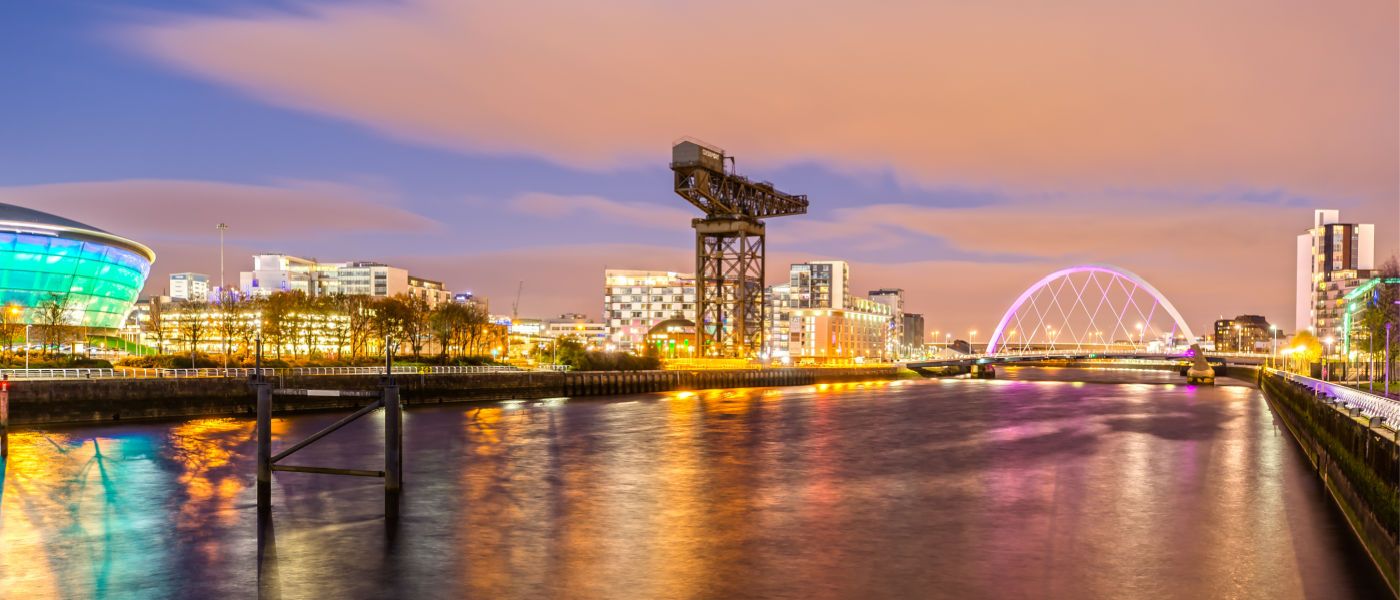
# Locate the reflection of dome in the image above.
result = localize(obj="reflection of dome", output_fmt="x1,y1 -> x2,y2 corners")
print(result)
0,203 -> 155,329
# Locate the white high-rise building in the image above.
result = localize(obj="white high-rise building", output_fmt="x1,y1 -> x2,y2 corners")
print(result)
604,269 -> 696,351
169,272 -> 209,302
1295,210 -> 1375,335
868,288 -> 905,358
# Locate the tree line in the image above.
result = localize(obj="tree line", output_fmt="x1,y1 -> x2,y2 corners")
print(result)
148,290 -> 507,362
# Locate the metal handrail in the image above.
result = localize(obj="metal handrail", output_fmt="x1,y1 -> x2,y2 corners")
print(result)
1267,368 -> 1400,432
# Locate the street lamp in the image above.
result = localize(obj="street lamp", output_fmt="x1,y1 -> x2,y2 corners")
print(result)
1136,322 -> 1145,350
1270,325 -> 1278,366
1234,324 -> 1242,355
969,330 -> 977,354
1323,336 -> 1335,381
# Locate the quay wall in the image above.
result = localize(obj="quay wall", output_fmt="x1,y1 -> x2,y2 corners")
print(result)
1259,371 -> 1399,595
4,367 -> 900,427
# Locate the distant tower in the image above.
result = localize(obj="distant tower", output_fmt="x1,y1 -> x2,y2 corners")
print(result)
670,139 -> 808,357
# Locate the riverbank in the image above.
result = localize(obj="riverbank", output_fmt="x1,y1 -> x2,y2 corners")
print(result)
1259,370 -> 1400,596
2,366 -> 901,427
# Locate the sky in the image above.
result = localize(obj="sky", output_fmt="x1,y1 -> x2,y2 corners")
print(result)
1,0 -> 1396,339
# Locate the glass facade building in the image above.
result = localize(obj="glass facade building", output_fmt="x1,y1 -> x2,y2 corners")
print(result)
0,204 -> 155,329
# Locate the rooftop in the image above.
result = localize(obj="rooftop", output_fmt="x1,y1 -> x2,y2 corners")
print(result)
0,202 -> 107,233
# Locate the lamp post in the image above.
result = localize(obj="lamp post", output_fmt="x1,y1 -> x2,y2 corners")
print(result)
1270,325 -> 1278,366
969,330 -> 977,355
1136,322 -> 1145,351
1233,324 -> 1241,355
24,324 -> 30,370
1386,323 -> 1393,396
1323,337 -> 1335,381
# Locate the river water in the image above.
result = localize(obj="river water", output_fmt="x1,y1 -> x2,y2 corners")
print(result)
0,367 -> 1389,599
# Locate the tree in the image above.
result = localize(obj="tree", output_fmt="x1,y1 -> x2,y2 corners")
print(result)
261,291 -> 301,358
35,294 -> 73,359
213,292 -> 245,360
1286,330 -> 1323,372
429,302 -> 461,360
401,294 -> 431,358
174,301 -> 210,367
143,296 -> 166,354
371,296 -> 409,355
0,304 -> 22,358
1355,256 -> 1399,380
343,295 -> 375,359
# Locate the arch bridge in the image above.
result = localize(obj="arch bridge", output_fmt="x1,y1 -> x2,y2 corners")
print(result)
907,264 -> 1242,370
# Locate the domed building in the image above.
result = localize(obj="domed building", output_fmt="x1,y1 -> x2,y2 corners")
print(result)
0,203 -> 154,329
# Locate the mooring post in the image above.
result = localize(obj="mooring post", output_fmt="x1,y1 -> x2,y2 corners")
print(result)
384,336 -> 402,519
255,339 -> 272,512
1,379 -> 10,459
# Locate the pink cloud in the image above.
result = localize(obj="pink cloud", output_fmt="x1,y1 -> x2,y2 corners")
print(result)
120,0 -> 1398,203
508,192 -> 693,231
0,178 -> 439,242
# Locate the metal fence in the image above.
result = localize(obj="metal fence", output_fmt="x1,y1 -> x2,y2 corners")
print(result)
1268,368 -> 1400,431
1,368 -> 117,379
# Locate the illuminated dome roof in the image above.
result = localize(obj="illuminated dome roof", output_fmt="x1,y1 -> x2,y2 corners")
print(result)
0,203 -> 155,329
0,202 -> 107,233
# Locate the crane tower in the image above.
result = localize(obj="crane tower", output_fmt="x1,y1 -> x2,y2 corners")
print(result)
671,139 -> 808,358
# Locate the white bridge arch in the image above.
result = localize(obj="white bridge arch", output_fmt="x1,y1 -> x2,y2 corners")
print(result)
985,264 -> 1195,355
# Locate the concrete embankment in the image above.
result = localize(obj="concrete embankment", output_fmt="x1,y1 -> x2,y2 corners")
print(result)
5,367 -> 899,427
1259,371 -> 1400,595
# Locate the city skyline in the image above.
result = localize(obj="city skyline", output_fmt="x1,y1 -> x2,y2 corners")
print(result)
1,1 -> 1396,337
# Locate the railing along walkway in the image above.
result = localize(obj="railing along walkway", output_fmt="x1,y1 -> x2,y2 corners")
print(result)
1267,367 -> 1400,433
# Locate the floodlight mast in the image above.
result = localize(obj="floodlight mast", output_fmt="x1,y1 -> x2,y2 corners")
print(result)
670,139 -> 809,358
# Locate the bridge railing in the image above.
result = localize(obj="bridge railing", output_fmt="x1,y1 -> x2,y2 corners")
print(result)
1267,368 -> 1400,431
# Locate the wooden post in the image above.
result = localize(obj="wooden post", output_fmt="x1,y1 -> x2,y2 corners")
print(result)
384,336 -> 402,519
255,339 -> 271,512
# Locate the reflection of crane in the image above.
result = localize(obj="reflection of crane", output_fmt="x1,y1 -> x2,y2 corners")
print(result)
671,139 -> 808,358
511,281 -> 524,319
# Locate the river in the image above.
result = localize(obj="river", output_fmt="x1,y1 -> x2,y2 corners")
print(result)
0,367 -> 1389,599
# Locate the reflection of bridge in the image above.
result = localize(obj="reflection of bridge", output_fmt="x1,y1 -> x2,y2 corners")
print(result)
910,264 -> 1259,371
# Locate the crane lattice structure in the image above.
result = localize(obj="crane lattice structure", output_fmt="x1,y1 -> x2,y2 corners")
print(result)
671,139 -> 808,358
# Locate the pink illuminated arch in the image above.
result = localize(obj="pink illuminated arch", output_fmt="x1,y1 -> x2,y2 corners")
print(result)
984,264 -> 1195,354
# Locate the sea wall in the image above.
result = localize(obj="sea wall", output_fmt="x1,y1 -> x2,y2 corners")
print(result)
4,367 -> 900,426
1259,371 -> 1399,595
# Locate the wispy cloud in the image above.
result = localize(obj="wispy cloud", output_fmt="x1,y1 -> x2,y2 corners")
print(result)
508,192 -> 693,231
118,0 -> 1398,203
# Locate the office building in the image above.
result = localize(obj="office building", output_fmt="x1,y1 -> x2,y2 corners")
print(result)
169,272 -> 210,302
544,314 -> 608,347
789,261 -> 850,309
787,296 -> 895,363
869,288 -> 905,357
902,313 -> 925,355
1212,314 -> 1274,352
240,254 -> 451,305
1296,210 -> 1375,335
604,269 -> 696,351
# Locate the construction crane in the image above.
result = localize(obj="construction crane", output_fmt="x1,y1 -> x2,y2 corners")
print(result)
671,139 -> 808,358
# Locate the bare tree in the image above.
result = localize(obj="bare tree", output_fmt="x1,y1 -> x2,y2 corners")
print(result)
175,301 -> 210,367
143,296 -> 167,354
35,294 -> 73,359
401,293 -> 431,358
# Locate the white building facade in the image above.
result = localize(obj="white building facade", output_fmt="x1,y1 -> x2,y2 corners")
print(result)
1295,210 -> 1375,336
239,254 -> 451,305
169,272 -> 209,302
604,269 -> 696,351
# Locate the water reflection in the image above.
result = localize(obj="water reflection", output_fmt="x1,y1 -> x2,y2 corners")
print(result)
0,368 -> 1390,598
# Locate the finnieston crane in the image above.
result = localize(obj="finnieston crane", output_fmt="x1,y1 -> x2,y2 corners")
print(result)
670,139 -> 808,358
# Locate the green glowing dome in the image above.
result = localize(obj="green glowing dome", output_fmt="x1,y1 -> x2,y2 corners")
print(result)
0,203 -> 154,329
